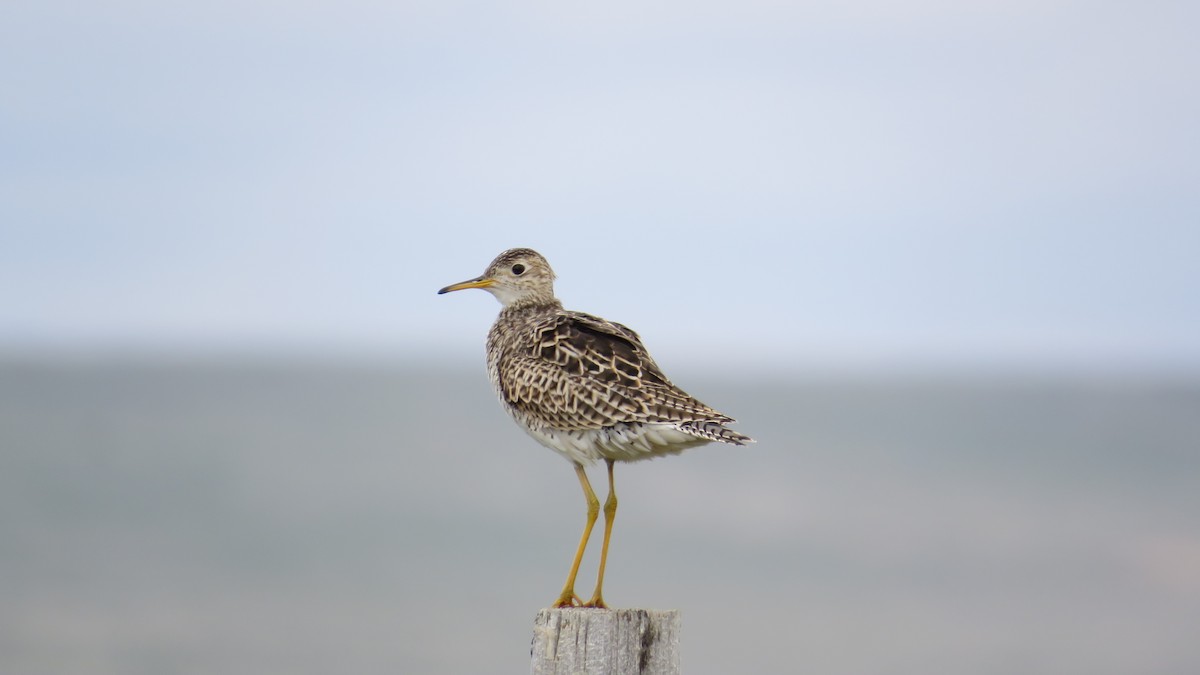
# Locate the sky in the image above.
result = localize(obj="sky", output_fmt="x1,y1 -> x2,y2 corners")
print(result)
2,0 -> 1198,373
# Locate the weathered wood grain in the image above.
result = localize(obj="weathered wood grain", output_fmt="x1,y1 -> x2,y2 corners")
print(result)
531,608 -> 680,675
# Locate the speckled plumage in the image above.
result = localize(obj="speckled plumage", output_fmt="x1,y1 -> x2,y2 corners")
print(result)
486,301 -> 751,463
441,248 -> 751,463
438,247 -> 752,607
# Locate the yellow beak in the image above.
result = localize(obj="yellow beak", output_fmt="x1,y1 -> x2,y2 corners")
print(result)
437,277 -> 496,294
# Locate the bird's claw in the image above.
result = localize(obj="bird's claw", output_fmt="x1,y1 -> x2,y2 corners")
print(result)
551,592 -> 584,608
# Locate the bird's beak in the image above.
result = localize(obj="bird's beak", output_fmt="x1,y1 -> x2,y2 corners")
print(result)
438,277 -> 496,294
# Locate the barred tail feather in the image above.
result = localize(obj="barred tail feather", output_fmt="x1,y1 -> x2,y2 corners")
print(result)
679,420 -> 755,446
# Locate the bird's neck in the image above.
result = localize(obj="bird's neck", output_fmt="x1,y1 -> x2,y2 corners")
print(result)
499,297 -> 562,317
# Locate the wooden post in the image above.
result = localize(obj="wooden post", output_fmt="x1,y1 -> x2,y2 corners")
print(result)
531,608 -> 681,675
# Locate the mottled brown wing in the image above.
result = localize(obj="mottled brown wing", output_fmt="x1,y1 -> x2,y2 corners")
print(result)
497,311 -> 733,430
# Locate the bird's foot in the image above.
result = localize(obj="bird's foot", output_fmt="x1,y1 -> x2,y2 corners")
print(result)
551,591 -> 584,608
582,594 -> 608,609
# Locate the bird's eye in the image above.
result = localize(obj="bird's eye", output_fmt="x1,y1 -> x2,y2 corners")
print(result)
511,264 -> 526,275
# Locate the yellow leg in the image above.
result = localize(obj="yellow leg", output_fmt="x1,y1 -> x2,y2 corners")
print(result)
585,459 -> 617,608
552,462 -> 599,608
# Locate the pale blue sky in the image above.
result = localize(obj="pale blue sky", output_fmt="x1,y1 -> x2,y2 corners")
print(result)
2,0 -> 1198,372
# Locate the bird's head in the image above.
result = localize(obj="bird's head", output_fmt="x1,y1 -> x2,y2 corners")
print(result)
438,247 -> 558,308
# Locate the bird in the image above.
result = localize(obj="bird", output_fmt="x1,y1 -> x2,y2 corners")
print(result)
438,247 -> 752,608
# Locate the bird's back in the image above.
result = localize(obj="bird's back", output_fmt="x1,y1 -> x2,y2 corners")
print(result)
487,304 -> 752,464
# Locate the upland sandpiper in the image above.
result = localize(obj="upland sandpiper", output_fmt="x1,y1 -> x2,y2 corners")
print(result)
438,248 -> 752,608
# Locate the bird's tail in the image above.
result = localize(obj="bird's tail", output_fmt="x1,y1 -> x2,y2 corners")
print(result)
679,420 -> 755,446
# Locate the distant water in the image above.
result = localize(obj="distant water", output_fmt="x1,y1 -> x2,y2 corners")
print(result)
2,359 -> 1198,675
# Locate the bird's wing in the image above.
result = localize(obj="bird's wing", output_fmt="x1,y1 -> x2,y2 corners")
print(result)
497,311 -> 733,430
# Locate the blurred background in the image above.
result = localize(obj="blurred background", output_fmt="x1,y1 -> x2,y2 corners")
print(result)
2,1 -> 1198,673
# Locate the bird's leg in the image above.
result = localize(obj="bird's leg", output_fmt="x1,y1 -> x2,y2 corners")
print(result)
552,462 -> 600,608
584,459 -> 617,608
